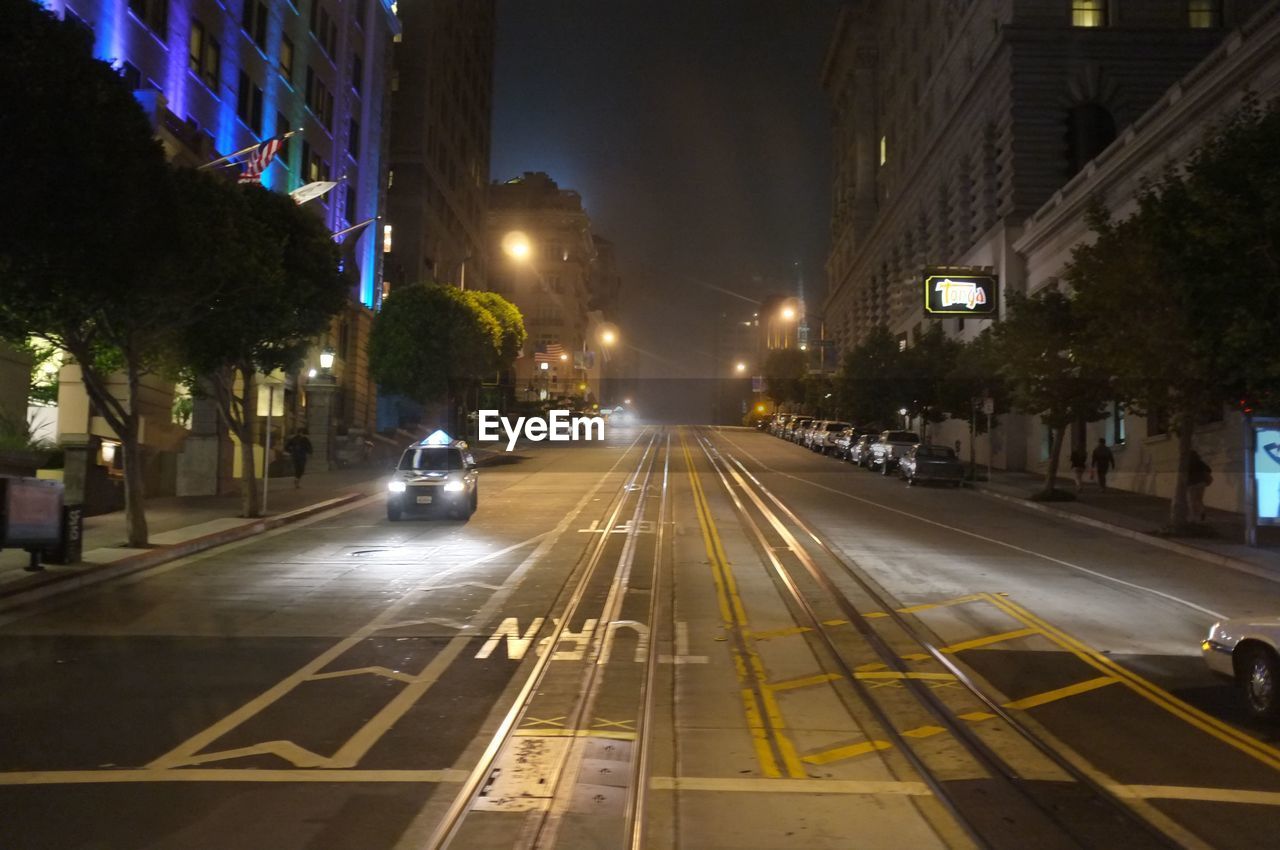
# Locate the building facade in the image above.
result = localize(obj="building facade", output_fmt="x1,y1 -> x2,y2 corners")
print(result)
1013,3 -> 1280,512
384,0 -> 494,294
486,172 -> 615,404
39,0 -> 398,495
822,0 -> 1267,474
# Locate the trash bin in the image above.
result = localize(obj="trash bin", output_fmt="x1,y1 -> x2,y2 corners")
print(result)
44,503 -> 84,565
0,476 -> 64,571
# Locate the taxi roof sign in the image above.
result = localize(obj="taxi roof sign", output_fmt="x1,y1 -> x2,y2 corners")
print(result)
420,429 -> 453,446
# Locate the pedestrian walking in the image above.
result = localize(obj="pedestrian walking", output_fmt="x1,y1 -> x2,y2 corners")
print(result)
1186,449 -> 1212,522
1090,438 -> 1115,492
284,428 -> 313,488
1070,444 -> 1088,493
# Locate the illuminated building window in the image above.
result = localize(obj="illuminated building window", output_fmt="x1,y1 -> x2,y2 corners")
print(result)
280,35 -> 294,81
128,0 -> 168,37
188,21 -> 220,90
1188,0 -> 1221,28
1071,0 -> 1107,27
879,135 -> 887,166
188,22 -> 204,74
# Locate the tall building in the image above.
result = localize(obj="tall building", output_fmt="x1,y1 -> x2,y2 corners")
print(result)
821,0 -> 1265,355
384,0 -> 495,294
39,0 -> 399,496
486,172 -> 614,403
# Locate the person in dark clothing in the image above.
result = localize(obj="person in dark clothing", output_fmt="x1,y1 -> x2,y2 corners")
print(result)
1090,438 -> 1115,491
1186,449 -> 1212,522
284,428 -> 313,488
1070,444 -> 1088,493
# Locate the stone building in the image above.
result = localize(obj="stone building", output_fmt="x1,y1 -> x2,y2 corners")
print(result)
822,0 -> 1268,473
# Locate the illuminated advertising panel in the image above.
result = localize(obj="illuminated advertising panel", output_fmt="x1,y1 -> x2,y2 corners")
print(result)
1255,422 -> 1280,524
923,268 -> 998,316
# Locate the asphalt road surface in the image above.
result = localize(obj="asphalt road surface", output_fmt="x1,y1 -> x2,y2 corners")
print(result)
2,426 -> 1278,850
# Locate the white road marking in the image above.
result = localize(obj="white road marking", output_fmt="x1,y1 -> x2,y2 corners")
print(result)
0,769 -> 468,784
649,776 -> 932,795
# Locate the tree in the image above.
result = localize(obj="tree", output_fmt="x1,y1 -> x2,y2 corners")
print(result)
1068,97 -> 1280,531
944,330 -> 1009,476
465,290 -> 527,376
175,174 -> 348,518
762,348 -> 808,407
368,285 -> 501,430
990,289 -> 1110,499
834,325 -> 902,427
899,323 -> 962,442
0,0 -> 181,546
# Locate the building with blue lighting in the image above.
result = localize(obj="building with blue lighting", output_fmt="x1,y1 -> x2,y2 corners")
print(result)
39,0 -> 400,494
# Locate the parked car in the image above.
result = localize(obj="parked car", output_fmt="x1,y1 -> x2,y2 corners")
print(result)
789,418 -> 814,443
812,421 -> 851,454
832,427 -> 857,460
802,420 -> 828,449
769,415 -> 788,437
868,430 -> 921,474
1202,617 -> 1280,720
386,431 -> 479,521
899,444 -> 965,487
848,433 -> 876,466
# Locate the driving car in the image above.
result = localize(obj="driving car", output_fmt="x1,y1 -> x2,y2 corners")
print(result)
1202,617 -> 1280,720
812,421 -> 852,454
868,430 -> 921,474
899,444 -> 965,486
386,430 -> 479,521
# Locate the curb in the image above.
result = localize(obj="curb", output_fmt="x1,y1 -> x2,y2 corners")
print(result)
972,485 -> 1280,584
0,492 -> 369,612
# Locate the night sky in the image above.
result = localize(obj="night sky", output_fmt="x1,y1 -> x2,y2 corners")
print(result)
491,0 -> 838,418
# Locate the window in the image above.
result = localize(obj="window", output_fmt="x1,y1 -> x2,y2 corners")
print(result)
309,1 -> 337,56
1065,103 -> 1116,176
1071,0 -> 1106,27
304,67 -> 334,128
236,70 -> 263,135
351,53 -> 363,94
1188,0 -> 1221,28
242,0 -> 267,50
344,183 -> 357,224
879,135 -> 887,166
188,21 -> 204,74
128,0 -> 168,36
348,119 -> 360,159
280,35 -> 294,81
300,142 -> 329,184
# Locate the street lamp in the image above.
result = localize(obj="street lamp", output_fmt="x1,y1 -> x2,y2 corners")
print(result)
780,305 -> 796,321
735,361 -> 747,373
319,348 -> 335,373
501,230 -> 532,262
600,328 -> 617,346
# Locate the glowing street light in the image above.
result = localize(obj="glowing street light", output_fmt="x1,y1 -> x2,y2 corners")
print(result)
600,328 -> 617,346
735,362 -> 747,373
319,348 -> 335,372
501,230 -> 533,261
780,305 -> 796,321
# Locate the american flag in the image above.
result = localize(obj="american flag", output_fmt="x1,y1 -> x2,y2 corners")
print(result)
238,137 -> 284,184
533,342 -> 567,364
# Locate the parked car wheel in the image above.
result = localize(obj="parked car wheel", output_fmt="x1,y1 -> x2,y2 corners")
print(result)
1240,644 -> 1280,720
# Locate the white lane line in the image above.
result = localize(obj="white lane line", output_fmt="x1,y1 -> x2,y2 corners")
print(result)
716,432 -> 1228,622
649,776 -> 932,795
0,769 -> 468,784
1109,785 -> 1280,806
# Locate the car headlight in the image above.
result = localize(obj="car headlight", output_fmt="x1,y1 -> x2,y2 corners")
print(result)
387,480 -> 406,493
443,480 -> 465,492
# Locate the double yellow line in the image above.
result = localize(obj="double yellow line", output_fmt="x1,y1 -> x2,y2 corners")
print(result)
680,433 -> 806,778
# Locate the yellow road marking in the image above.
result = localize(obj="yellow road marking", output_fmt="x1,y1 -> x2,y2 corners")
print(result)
957,711 -> 997,722
520,715 -> 566,729
1003,676 -> 1118,710
512,729 -> 638,740
801,740 -> 893,765
1109,785 -> 1280,806
683,435 -> 800,778
308,666 -> 418,684
748,625 -> 812,640
856,671 -> 956,681
650,776 -> 931,795
0,769 -> 470,785
986,593 -> 1280,771
591,717 -> 635,731
901,725 -> 947,739
940,627 -> 1041,654
772,673 -> 841,692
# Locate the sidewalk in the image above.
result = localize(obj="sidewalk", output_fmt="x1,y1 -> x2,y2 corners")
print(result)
974,469 -> 1280,581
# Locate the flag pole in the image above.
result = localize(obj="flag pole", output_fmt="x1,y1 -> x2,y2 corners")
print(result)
199,129 -> 301,170
331,217 -> 378,241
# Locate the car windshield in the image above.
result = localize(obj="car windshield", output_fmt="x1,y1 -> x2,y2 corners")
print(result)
918,446 -> 957,459
826,422 -> 849,431
886,431 -> 920,442
399,447 -> 465,471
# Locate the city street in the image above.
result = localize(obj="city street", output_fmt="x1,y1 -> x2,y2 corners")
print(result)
2,426 -> 1278,849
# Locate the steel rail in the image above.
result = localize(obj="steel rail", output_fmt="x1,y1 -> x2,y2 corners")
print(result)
700,430 -> 1182,850
423,429 -> 660,849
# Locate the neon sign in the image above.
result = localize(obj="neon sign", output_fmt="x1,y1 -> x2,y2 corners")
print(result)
923,269 -> 998,316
